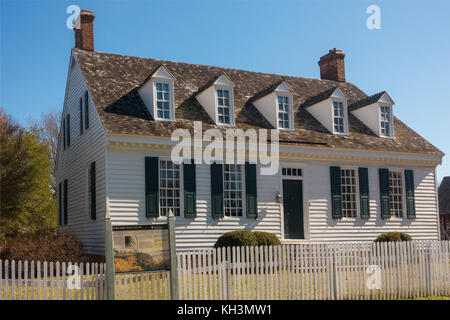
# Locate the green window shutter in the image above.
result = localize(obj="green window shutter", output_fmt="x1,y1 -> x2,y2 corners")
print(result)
63,179 -> 68,225
66,114 -> 71,147
79,97 -> 83,135
58,182 -> 62,225
90,162 -> 96,220
145,157 -> 159,218
63,119 -> 66,150
210,163 -> 224,219
183,160 -> 196,218
84,91 -> 89,129
379,168 -> 391,219
358,167 -> 370,219
405,169 -> 416,219
245,162 -> 257,219
330,166 -> 342,219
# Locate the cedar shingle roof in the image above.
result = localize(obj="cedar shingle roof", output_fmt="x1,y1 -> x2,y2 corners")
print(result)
73,48 -> 443,156
439,177 -> 450,215
348,91 -> 390,111
301,86 -> 340,108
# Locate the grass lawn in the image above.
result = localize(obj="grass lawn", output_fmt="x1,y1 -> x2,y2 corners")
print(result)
399,295 -> 450,300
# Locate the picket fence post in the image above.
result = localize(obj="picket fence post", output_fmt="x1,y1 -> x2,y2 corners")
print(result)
331,248 -> 338,300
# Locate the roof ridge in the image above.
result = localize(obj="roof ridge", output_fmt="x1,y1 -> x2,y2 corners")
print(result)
73,47 -> 347,85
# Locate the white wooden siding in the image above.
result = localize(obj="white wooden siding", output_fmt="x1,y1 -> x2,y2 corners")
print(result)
55,54 -> 107,255
107,147 -> 282,251
305,162 -> 439,241
106,146 -> 439,251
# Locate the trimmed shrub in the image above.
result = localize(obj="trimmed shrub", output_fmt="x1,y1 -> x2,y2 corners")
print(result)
253,231 -> 281,246
214,230 -> 281,248
214,231 -> 258,249
1,233 -> 90,263
374,232 -> 412,242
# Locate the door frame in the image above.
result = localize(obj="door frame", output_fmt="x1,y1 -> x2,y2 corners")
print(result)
280,163 -> 308,241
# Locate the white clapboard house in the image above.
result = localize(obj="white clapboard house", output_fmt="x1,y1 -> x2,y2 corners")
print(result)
56,10 -> 443,255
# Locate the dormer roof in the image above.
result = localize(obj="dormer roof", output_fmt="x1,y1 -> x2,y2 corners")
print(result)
140,65 -> 175,87
72,48 -> 443,156
195,73 -> 234,97
302,86 -> 346,108
348,91 -> 394,111
251,81 -> 293,103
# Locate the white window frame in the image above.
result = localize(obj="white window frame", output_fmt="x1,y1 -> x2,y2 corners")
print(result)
388,169 -> 406,219
152,79 -> 175,121
380,104 -> 393,138
216,88 -> 232,125
214,85 -> 235,126
276,94 -> 294,131
281,167 -> 303,178
332,99 -> 348,135
158,159 -> 183,217
223,164 -> 245,218
340,167 -> 360,219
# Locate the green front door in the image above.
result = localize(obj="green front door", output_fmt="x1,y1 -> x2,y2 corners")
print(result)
282,179 -> 304,239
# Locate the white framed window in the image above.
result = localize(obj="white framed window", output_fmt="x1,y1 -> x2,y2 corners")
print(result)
278,96 -> 291,129
341,169 -> 358,218
159,160 -> 181,216
217,89 -> 231,124
155,82 -> 171,120
389,170 -> 404,218
224,164 -> 244,217
380,105 -> 392,137
333,101 -> 346,134
282,167 -> 302,178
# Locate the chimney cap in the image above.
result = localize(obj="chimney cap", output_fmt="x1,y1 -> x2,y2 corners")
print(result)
319,48 -> 345,64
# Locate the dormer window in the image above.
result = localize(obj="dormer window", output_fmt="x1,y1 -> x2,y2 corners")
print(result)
217,89 -> 231,124
196,74 -> 235,126
138,66 -> 175,121
349,91 -> 395,139
277,96 -> 291,129
303,87 -> 348,135
253,81 -> 294,131
380,105 -> 392,137
333,101 -> 345,133
156,82 -> 171,119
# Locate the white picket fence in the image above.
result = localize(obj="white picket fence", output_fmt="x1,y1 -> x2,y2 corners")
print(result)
176,240 -> 450,300
2,241 -> 449,300
114,271 -> 170,300
0,260 -> 107,300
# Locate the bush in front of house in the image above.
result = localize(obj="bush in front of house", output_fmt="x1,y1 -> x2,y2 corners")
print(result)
0,233 -> 90,263
214,230 -> 281,248
253,231 -> 282,246
374,232 -> 412,242
214,231 -> 258,248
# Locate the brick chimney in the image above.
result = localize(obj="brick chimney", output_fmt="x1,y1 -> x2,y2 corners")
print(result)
318,48 -> 346,82
74,10 -> 95,51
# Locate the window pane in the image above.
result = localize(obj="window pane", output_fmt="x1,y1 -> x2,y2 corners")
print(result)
155,82 -> 171,119
380,106 -> 392,137
389,170 -> 403,218
277,95 -> 290,129
223,164 -> 243,217
159,160 -> 181,216
341,169 -> 357,218
217,90 -> 231,124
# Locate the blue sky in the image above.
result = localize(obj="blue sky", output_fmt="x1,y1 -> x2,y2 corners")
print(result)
1,0 -> 449,183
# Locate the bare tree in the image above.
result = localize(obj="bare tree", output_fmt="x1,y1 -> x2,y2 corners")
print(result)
29,108 -> 61,195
